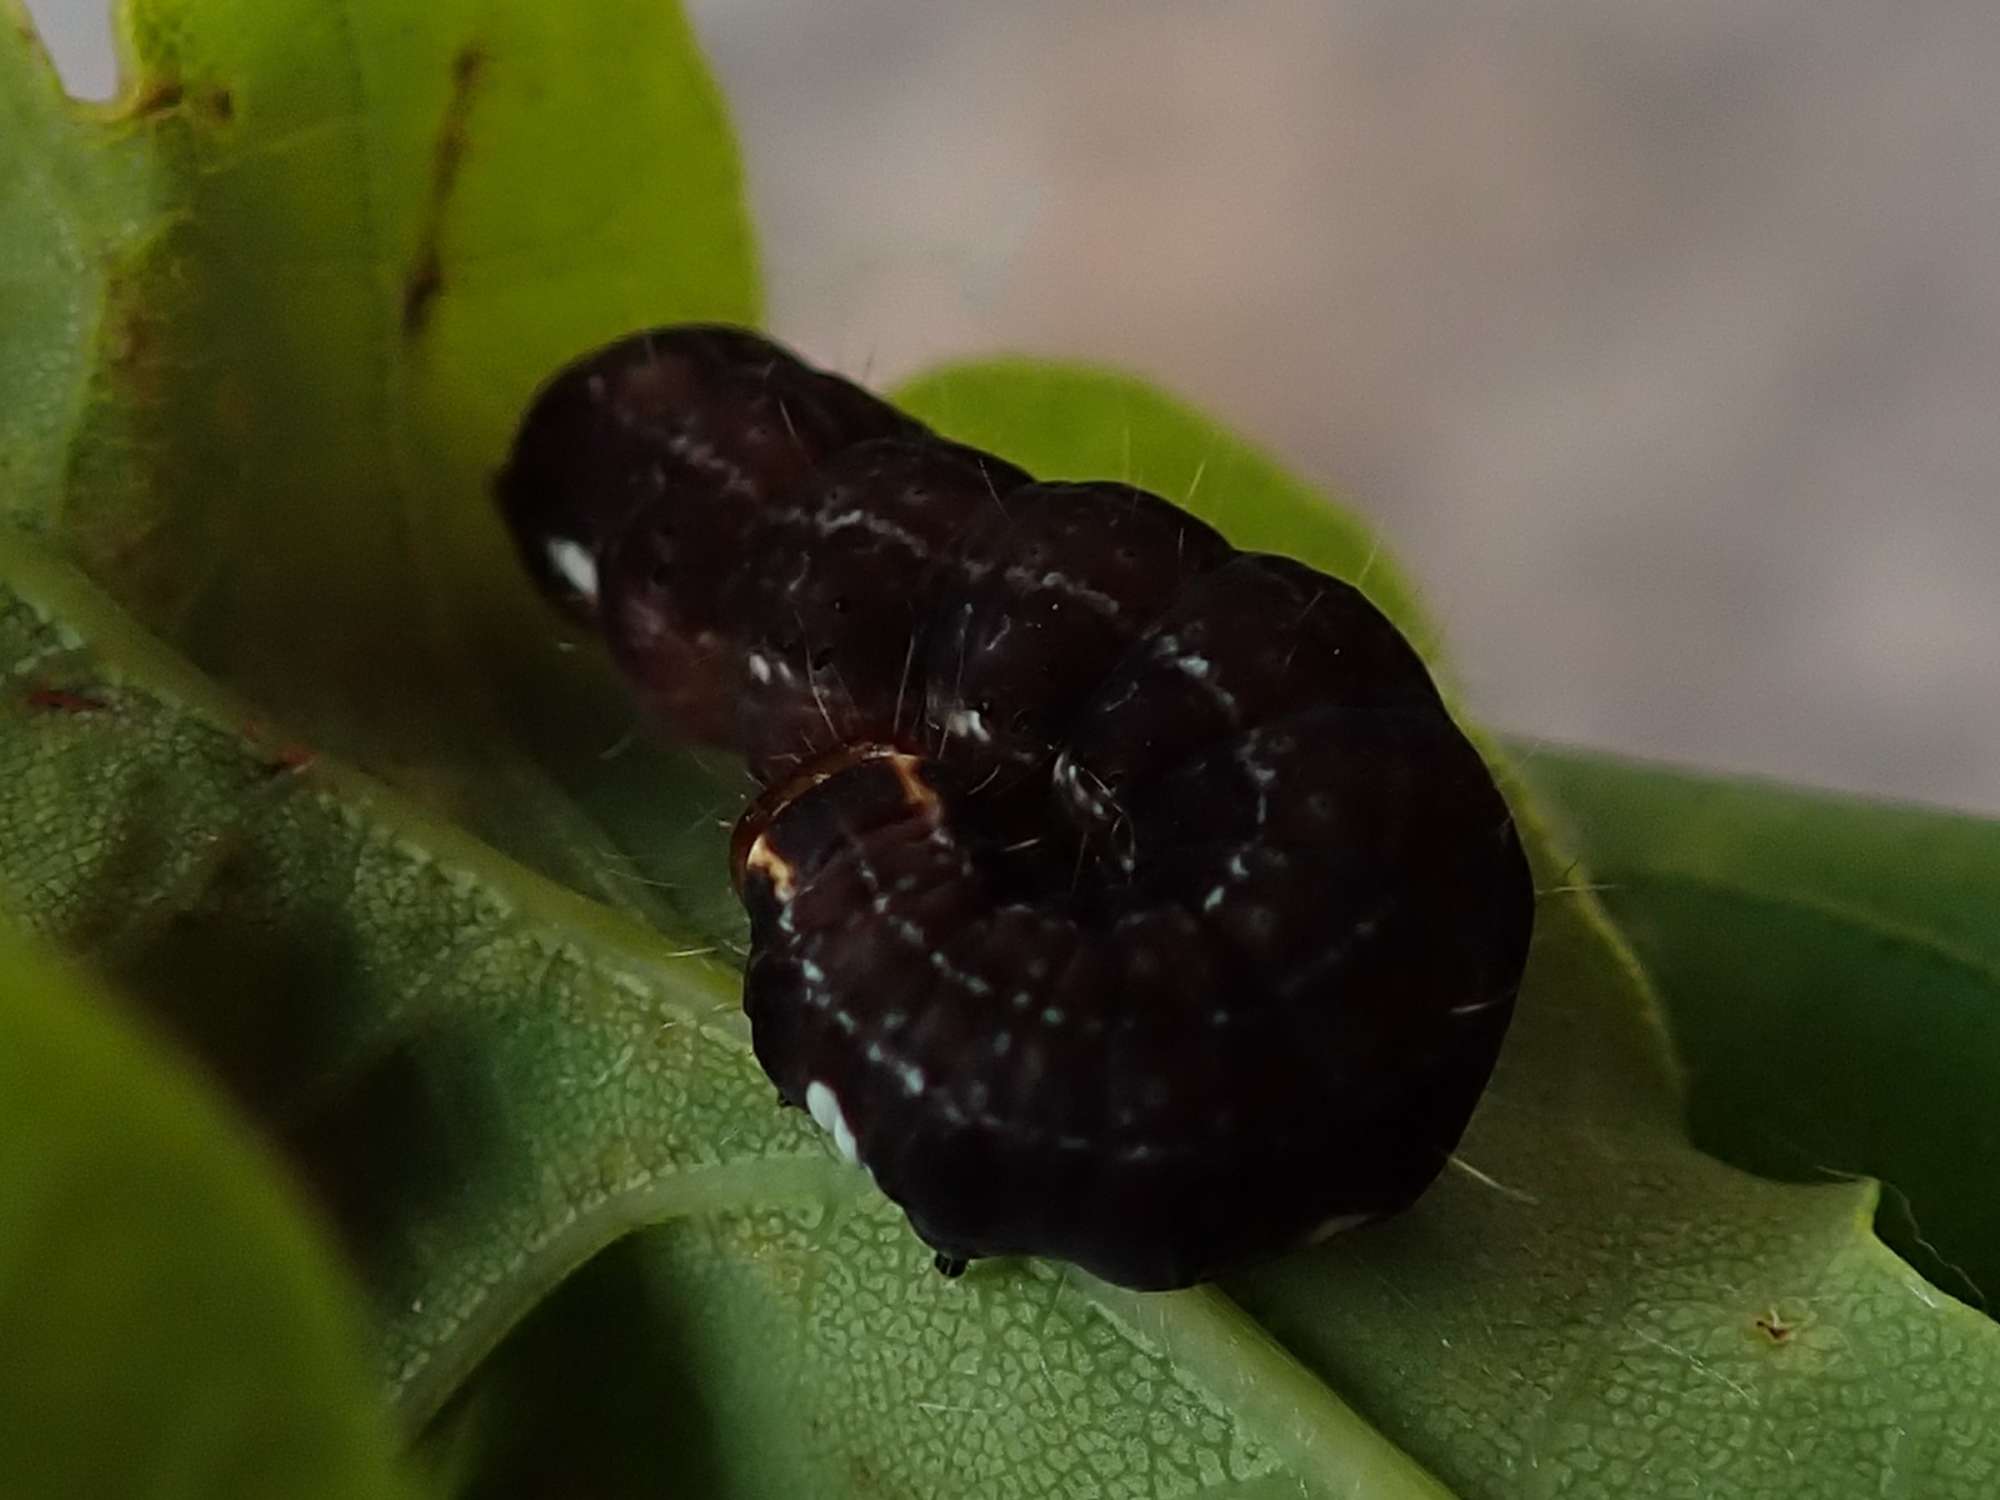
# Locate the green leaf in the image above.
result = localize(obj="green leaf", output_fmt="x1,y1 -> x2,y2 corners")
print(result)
0,3 -> 152,527
1519,747 -> 2000,1310
7,4 -> 2000,1495
1,0 -> 759,909
0,916 -> 415,1499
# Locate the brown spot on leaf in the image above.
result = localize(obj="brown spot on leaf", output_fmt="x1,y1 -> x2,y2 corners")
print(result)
1754,1309 -> 1795,1344
101,289 -> 168,419
401,247 -> 445,336
131,76 -> 184,117
401,43 -> 489,339
25,686 -> 108,714
108,300 -> 159,370
241,718 -> 317,776
204,86 -> 234,124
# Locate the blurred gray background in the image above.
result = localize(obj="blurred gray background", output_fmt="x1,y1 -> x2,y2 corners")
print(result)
28,1 -> 1999,813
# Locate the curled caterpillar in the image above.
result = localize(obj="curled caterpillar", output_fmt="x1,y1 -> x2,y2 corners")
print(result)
500,325 -> 1533,1290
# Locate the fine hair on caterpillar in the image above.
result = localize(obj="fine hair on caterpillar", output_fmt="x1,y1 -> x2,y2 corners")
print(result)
499,324 -> 1534,1291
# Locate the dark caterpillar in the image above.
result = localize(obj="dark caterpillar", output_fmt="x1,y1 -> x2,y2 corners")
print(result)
499,325 -> 1533,1290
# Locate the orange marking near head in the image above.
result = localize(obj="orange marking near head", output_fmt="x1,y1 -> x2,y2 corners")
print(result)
743,833 -> 797,902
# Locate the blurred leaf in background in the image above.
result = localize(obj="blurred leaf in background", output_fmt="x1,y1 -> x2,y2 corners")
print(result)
0,920 -> 415,1499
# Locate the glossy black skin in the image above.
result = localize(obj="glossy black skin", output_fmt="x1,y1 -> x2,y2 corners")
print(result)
499,325 -> 1534,1290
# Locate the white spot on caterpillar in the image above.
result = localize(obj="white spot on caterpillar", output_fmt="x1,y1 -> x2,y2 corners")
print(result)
747,652 -> 772,684
944,707 -> 992,743
817,507 -> 926,552
1097,677 -> 1141,712
896,1062 -> 926,1096
545,538 -> 598,603
806,1080 -> 860,1165
926,947 -> 993,996
1004,565 -> 1121,615
805,1079 -> 838,1132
